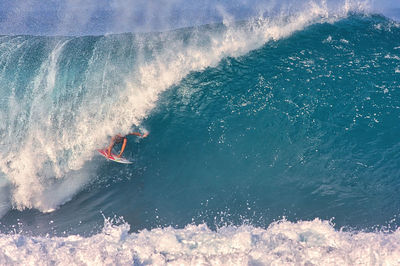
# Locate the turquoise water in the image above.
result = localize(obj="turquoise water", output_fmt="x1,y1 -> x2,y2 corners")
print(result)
0,10 -> 400,264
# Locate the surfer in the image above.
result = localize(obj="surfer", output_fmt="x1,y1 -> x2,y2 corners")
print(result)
107,132 -> 149,158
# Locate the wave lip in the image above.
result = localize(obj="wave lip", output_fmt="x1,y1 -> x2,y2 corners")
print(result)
1,218 -> 400,265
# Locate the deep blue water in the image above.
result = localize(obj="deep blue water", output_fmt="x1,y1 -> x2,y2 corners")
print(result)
0,12 -> 400,264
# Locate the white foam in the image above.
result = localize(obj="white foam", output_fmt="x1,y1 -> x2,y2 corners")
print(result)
0,218 -> 399,265
385,54 -> 400,60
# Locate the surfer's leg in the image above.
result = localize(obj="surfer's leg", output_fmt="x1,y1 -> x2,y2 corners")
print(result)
107,137 -> 116,158
118,137 -> 127,157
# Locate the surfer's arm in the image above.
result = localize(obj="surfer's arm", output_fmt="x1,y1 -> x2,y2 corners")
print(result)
128,132 -> 149,138
117,137 -> 127,158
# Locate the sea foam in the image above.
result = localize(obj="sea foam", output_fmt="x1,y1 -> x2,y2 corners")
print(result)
0,218 -> 399,265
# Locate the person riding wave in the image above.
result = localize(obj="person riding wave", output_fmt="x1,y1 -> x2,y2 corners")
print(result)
107,132 -> 149,158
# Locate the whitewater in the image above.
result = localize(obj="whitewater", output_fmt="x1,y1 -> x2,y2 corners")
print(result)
1,0 -> 400,264
1,218 -> 400,265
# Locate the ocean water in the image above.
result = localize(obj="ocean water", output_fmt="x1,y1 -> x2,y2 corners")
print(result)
1,1 -> 400,265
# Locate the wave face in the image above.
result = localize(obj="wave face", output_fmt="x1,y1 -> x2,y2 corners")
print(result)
1,1 -> 400,264
0,0 -> 367,219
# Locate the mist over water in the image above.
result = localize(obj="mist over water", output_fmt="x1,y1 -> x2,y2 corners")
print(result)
0,0 -> 390,35
0,0 -> 400,264
0,0 -> 398,36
